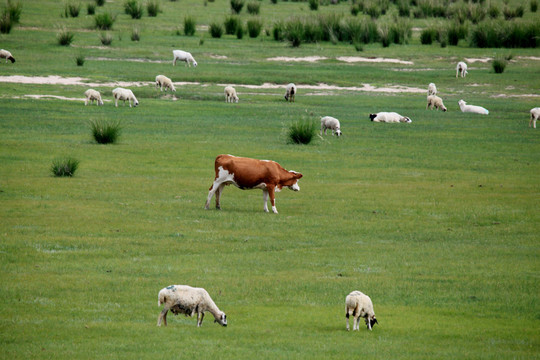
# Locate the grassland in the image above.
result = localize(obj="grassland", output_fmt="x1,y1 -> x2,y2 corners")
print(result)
0,0 -> 539,359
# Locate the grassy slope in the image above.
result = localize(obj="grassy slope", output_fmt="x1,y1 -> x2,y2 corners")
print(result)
1,0 -> 539,359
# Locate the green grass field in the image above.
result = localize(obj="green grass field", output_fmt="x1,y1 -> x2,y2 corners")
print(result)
1,0 -> 539,359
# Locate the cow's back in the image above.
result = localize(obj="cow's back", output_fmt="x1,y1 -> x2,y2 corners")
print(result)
215,155 -> 280,188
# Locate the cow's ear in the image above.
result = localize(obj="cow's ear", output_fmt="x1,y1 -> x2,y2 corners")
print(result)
296,173 -> 303,179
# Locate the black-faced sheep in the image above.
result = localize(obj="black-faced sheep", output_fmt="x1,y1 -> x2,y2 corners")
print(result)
284,83 -> 296,102
0,49 -> 15,63
345,291 -> 378,331
320,116 -> 342,136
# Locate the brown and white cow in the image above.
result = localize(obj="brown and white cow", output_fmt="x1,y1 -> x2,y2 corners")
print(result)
204,154 -> 303,214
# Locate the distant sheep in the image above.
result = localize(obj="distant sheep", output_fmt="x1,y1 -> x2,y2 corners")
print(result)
155,75 -> 176,92
458,99 -> 488,115
173,50 -> 197,67
320,116 -> 342,137
224,86 -> 239,103
345,291 -> 378,331
84,89 -> 104,106
426,95 -> 447,112
0,49 -> 15,63
530,107 -> 540,129
157,285 -> 227,328
428,83 -> 437,96
112,87 -> 139,107
456,61 -> 468,78
284,83 -> 296,102
370,112 -> 412,123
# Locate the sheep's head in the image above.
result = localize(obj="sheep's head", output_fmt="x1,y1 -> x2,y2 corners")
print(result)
442,105 -> 447,112
458,100 -> 466,107
234,96 -> 239,103
335,129 -> 342,137
366,315 -> 378,330
193,61 -> 198,67
214,312 -> 227,327
400,117 -> 412,123
369,114 -> 377,121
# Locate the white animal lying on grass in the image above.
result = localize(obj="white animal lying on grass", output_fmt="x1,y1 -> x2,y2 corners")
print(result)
155,75 -> 176,92
370,112 -> 412,123
224,86 -> 239,103
157,285 -> 227,328
456,61 -> 468,78
112,87 -> 139,107
426,95 -> 447,112
84,89 -> 104,106
345,291 -> 378,331
173,50 -> 197,67
530,107 -> 540,129
458,99 -> 488,115
320,116 -> 342,137
0,49 -> 15,63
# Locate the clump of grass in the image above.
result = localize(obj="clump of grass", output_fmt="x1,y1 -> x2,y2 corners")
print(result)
57,27 -> 74,46
446,21 -> 467,46
488,4 -> 499,18
397,0 -> 410,17
64,2 -> 80,18
247,1 -> 260,14
272,21 -> 284,41
378,24 -> 391,47
131,27 -> 140,41
308,0 -> 318,11
94,12 -> 115,30
124,0 -> 143,19
503,5 -> 524,20
90,119 -> 122,144
209,21 -> 223,38
5,0 -> 22,24
75,54 -> 85,66
354,42 -> 363,51
95,0 -> 105,6
147,0 -> 160,16
420,26 -> 437,45
87,3 -> 96,15
236,23 -> 244,39
230,0 -> 244,14
247,18 -> 262,38
184,16 -> 196,36
285,18 -> 304,47
531,0 -> 538,12
288,119 -> 317,145
0,12 -> 12,34
51,157 -> 79,177
199,37 -> 204,46
99,32 -> 113,45
492,56 -> 507,73
224,15 -> 240,35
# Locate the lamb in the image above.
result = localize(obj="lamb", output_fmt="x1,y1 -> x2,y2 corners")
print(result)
224,86 -> 239,103
172,50 -> 197,67
530,107 -> 540,129
284,83 -> 296,102
456,61 -> 468,78
426,95 -> 447,112
0,49 -> 15,63
157,285 -> 227,328
112,87 -> 139,107
458,99 -> 489,115
320,116 -> 342,137
427,82 -> 437,96
155,75 -> 176,92
369,112 -> 412,123
84,89 -> 104,106
345,291 -> 378,331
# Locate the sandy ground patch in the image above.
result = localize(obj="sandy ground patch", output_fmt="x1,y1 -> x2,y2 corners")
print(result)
337,56 -> 414,65
209,54 -> 228,59
0,75 -> 152,88
87,57 -> 168,63
517,56 -> 540,61
392,68 -> 435,72
20,95 -> 86,101
491,93 -> 540,98
267,56 -> 328,63
464,57 -> 492,63
220,82 -> 425,94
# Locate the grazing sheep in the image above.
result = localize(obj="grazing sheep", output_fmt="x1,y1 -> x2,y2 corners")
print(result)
84,89 -> 104,106
0,49 -> 15,63
172,50 -> 197,67
157,285 -> 227,328
369,112 -> 412,123
155,75 -> 176,92
284,83 -> 296,102
345,291 -> 378,331
428,82 -> 437,96
530,107 -> 540,129
458,99 -> 489,115
426,95 -> 447,112
112,87 -> 139,107
320,116 -> 342,137
224,86 -> 239,103
456,61 -> 468,78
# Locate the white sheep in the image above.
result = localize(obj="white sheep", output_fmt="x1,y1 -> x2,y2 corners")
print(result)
345,291 -> 378,331
155,75 -> 176,92
224,86 -> 239,103
84,89 -> 104,106
369,112 -> 412,123
458,99 -> 489,115
320,116 -> 342,137
426,95 -> 447,112
172,50 -> 197,67
112,87 -> 139,107
157,285 -> 227,328
456,61 -> 468,78
284,83 -> 296,102
530,107 -> 540,129
428,82 -> 437,96
0,49 -> 15,63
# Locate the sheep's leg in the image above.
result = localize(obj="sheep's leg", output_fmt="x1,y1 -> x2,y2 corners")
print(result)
268,186 -> 277,214
197,312 -> 205,327
157,308 -> 169,327
346,314 -> 350,331
173,57 -> 176,66
262,189 -> 269,212
367,317 -> 372,330
215,183 -> 225,210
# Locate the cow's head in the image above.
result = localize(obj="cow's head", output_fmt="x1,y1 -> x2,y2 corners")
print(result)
283,171 -> 302,191
214,312 -> 227,327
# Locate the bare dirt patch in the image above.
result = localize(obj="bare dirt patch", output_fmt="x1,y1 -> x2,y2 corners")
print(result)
464,57 -> 492,63
337,56 -> 414,65
267,56 -> 328,63
87,57 -> 168,64
220,82 -> 425,94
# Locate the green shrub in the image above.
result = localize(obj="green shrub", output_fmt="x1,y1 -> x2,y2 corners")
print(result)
447,21 -> 467,46
531,0 -> 538,12
354,42 -> 363,51
0,11 -> 12,34
350,4 -> 360,16
378,24 -> 391,47
288,119 -> 317,145
57,27 -> 74,46
398,0 -> 410,17
271,0 -> 277,3
470,20 -> 539,48
364,3 -> 381,19
420,27 -> 437,44
91,120 -> 122,144
75,54 -> 85,66
64,3 -> 80,18
389,18 -> 411,44
503,5 -> 524,20
87,3 -> 96,15
308,0 -> 318,11
236,23 -> 244,39
6,0 -> 21,23
51,157 -> 79,177
488,5 -> 499,19
99,32 -> 113,45
272,21 -> 284,41
230,0 -> 244,14
94,12 -> 115,30
124,0 -> 143,19
285,18 -> 304,47
247,18 -> 262,38
131,27 -> 140,41
184,16 -> 196,36
147,0 -> 160,17
95,0 -> 105,5
247,2 -> 260,14
224,15 -> 240,35
492,56 -> 507,73
209,22 -> 223,38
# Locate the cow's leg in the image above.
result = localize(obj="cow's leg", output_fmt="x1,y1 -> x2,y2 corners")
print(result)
262,189 -> 269,212
267,186 -> 278,214
215,183 -> 225,210
205,179 -> 223,210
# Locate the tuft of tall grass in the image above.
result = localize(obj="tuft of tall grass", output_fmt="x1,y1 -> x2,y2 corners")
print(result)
284,18 -> 304,47
184,16 -> 196,36
364,3 -> 381,19
57,27 -> 74,46
236,23 -> 244,39
247,1 -> 260,14
209,22 -> 224,38
420,27 -> 437,45
99,32 -> 113,45
389,18 -> 411,44
87,3 -> 96,15
378,24 -> 391,47
75,54 -> 85,66
531,0 -> 538,12
131,27 -> 140,41
124,0 -> 143,19
95,0 -> 105,5
230,0 -> 244,14
147,0 -> 160,17
5,0 -> 21,23
470,20 -> 540,48
287,119 -> 317,145
446,21 -> 467,46
503,5 -> 525,20
0,11 -> 12,34
492,56 -> 507,73
308,0 -> 318,11
224,15 -> 240,35
90,119 -> 122,144
51,157 -> 79,177
64,2 -> 80,18
272,21 -> 284,41
488,4 -> 499,19
247,18 -> 262,38
94,12 -> 115,30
